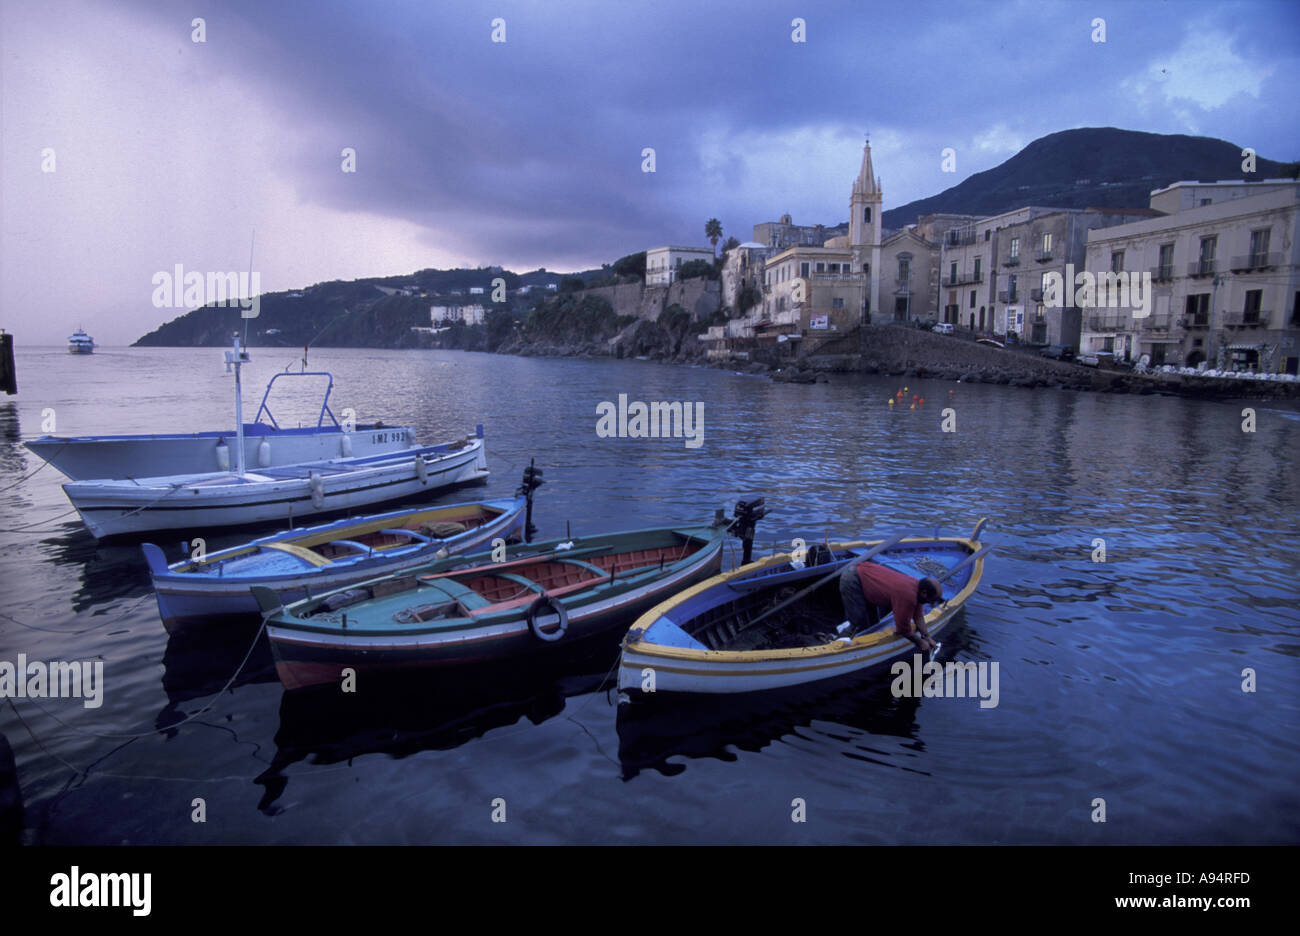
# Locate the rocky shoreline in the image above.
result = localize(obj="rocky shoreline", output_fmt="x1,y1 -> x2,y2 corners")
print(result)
500,320 -> 1300,402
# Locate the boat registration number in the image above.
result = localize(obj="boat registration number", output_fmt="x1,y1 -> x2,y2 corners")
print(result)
372,431 -> 407,444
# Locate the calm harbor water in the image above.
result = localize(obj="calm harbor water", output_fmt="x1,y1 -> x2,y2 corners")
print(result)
1,345 -> 1298,844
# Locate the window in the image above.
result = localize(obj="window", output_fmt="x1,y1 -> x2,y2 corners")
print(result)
1035,304 -> 1045,321
862,262 -> 870,276
969,289 -> 977,309
1250,229 -> 1270,265
800,262 -> 810,278
973,257 -> 982,281
1110,250 -> 1124,273
898,258 -> 910,281
1244,289 -> 1263,323
864,207 -> 872,223
1157,243 -> 1174,280
1186,293 -> 1210,326
1199,236 -> 1216,262
1010,237 -> 1020,259
832,297 -> 845,310
950,262 -> 957,284
1199,198 -> 1212,206
815,262 -> 825,273
1008,273 -> 1017,300
984,230 -> 991,241
1042,232 -> 1052,252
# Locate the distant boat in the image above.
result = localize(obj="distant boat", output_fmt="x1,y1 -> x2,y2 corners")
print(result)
142,494 -> 528,630
254,518 -> 729,691
67,328 -> 95,354
618,522 -> 990,698
26,367 -> 418,481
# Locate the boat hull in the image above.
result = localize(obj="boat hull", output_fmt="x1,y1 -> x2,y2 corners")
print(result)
618,534 -> 986,698
145,496 -> 525,630
63,437 -> 488,539
25,424 -> 417,481
266,525 -> 726,691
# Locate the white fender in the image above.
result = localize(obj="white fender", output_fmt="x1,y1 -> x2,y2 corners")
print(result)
415,455 -> 428,484
257,438 -> 272,468
340,433 -> 353,457
215,440 -> 230,472
309,471 -> 325,509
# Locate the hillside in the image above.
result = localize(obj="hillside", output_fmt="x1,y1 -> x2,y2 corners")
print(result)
882,127 -> 1296,228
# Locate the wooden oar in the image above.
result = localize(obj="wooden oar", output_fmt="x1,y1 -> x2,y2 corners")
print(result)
732,531 -> 913,639
936,545 -> 994,584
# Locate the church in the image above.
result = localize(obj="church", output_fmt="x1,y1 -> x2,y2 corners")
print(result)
710,141 -> 946,355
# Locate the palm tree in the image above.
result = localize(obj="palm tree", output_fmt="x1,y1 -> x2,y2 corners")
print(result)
705,218 -> 723,257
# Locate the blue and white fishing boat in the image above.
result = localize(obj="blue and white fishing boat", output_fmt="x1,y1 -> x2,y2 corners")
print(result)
618,521 -> 990,698
66,328 -> 95,354
142,495 -> 529,630
59,336 -> 489,538
26,356 -> 416,481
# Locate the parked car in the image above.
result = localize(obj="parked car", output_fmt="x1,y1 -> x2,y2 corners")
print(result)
1078,353 -> 1101,368
932,323 -> 955,335
1039,344 -> 1075,361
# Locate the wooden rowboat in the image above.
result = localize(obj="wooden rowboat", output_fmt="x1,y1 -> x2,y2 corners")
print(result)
254,517 -> 729,691
618,521 -> 989,699
142,495 -> 527,631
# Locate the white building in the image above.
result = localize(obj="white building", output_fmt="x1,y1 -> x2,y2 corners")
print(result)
646,245 -> 716,286
1080,180 -> 1300,373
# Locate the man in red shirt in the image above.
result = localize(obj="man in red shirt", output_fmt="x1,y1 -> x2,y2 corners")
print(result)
839,560 -> 942,651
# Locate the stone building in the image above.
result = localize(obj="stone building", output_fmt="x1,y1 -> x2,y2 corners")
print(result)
1080,180 -> 1300,374
752,215 -> 848,251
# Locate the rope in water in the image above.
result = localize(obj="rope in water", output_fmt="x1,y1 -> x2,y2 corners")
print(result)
6,620 -> 267,742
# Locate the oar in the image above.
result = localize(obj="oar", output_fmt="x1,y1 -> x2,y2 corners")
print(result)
936,545 -> 994,584
732,531 -> 914,639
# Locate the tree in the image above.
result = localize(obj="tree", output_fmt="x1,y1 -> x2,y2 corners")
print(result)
722,236 -> 740,254
678,259 -> 713,280
612,251 -> 647,280
705,218 -> 723,256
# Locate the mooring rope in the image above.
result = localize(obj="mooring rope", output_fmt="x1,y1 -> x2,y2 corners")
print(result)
7,620 -> 266,741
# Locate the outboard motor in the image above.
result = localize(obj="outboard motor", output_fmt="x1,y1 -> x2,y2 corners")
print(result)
517,459 -> 543,542
728,497 -> 766,565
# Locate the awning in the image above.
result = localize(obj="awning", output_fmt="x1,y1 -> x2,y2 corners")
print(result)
1226,343 -> 1263,350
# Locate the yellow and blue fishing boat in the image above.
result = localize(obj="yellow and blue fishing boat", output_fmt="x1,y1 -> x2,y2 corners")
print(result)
618,521 -> 990,699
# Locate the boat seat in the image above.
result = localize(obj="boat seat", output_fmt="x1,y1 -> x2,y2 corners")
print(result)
555,558 -> 609,579
493,572 -> 546,594
326,539 -> 373,556
262,542 -> 331,567
423,577 -> 492,610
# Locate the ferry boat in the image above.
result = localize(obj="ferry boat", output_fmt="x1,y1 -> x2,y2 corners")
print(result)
67,328 -> 95,354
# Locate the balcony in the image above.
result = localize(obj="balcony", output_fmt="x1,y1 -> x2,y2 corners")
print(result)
1002,255 -> 1021,267
1029,287 -> 1044,302
1223,310 -> 1271,328
1139,315 -> 1173,332
998,291 -> 1019,304
1151,265 -> 1174,283
810,273 -> 858,282
947,270 -> 984,286
1185,311 -> 1211,328
1188,259 -> 1216,278
1034,247 -> 1054,262
945,230 -> 976,247
1229,252 -> 1282,273
1086,315 -> 1128,332
895,275 -> 912,287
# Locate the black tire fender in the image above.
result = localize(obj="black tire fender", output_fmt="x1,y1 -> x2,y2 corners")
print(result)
526,594 -> 568,642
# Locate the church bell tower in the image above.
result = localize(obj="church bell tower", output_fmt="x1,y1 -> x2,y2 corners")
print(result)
850,139 -> 883,322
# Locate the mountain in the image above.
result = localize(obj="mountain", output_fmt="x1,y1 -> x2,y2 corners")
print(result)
881,127 -> 1297,229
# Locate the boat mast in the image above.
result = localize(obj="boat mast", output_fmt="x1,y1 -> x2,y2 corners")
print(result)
225,334 -> 250,475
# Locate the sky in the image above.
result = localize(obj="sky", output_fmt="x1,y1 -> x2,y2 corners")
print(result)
3,0 -> 1298,345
